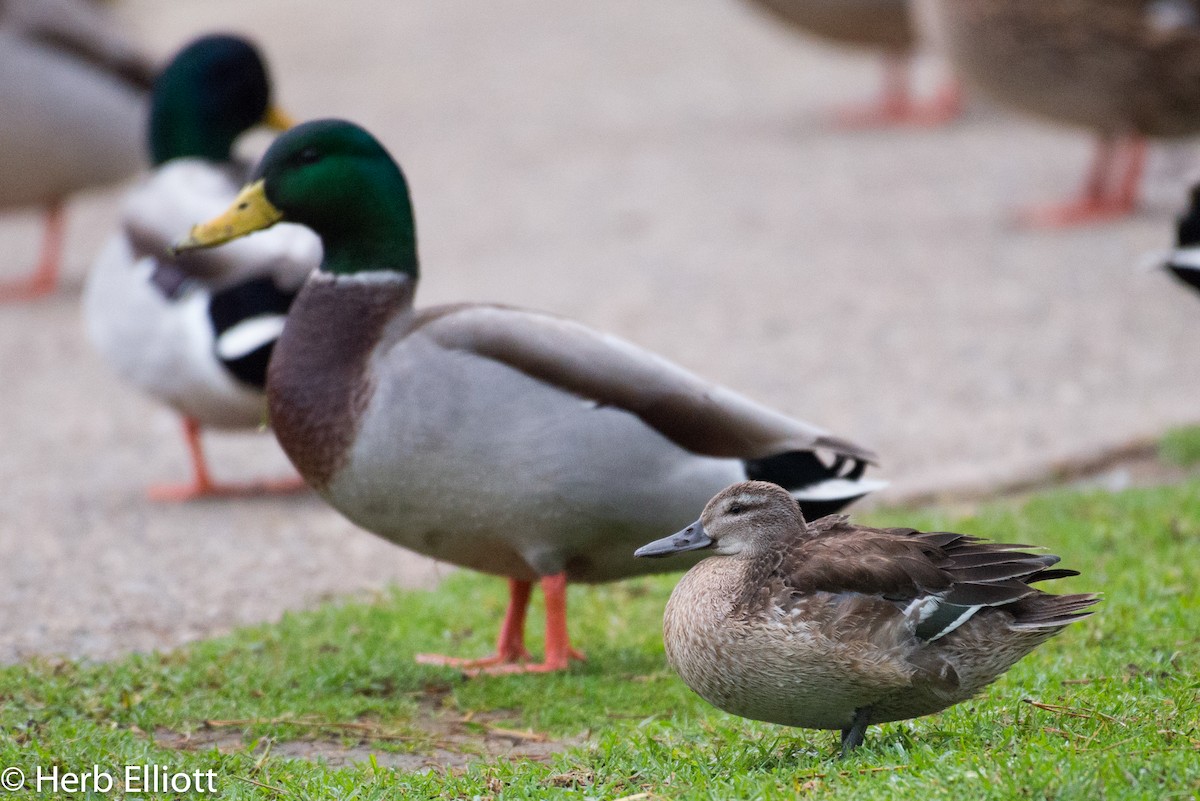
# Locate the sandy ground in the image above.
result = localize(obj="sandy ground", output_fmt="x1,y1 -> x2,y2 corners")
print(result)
2,0 -> 1198,663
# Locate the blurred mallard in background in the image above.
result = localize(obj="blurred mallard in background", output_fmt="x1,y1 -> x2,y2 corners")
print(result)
0,0 -> 154,301
913,0 -> 1200,226
84,34 -> 320,501
742,0 -> 961,127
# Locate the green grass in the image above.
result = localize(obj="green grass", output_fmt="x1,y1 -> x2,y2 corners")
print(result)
2,481 -> 1198,799
1160,425 -> 1200,468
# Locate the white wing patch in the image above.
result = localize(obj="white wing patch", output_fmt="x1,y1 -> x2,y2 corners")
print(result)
926,604 -> 983,641
902,596 -> 938,623
215,314 -> 287,361
1168,245 -> 1200,271
790,476 -> 889,502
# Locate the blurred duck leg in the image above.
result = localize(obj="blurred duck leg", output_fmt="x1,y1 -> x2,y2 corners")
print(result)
0,200 -> 64,302
836,54 -> 962,129
1019,136 -> 1147,228
148,417 -> 307,502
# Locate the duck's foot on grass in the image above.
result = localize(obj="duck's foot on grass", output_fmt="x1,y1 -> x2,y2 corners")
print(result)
839,707 -> 872,758
417,573 -> 587,675
460,647 -> 586,676
414,647 -> 585,676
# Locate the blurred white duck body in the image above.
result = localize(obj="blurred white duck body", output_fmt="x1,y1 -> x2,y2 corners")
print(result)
84,159 -> 320,429
83,34 -> 320,499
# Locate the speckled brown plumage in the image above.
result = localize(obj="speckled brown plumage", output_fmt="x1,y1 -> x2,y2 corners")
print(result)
647,481 -> 1097,749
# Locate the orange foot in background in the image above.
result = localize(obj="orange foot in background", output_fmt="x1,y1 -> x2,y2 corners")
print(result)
1019,136 -> 1147,229
834,56 -> 962,130
148,475 -> 309,502
416,574 -> 586,675
147,417 -> 309,502
0,200 -> 64,303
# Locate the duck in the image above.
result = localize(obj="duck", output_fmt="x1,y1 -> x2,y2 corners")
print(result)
740,0 -> 962,127
636,481 -> 1098,755
911,0 -> 1200,227
1165,183 -> 1200,294
0,0 -> 156,301
83,34 -> 321,501
172,118 -> 887,674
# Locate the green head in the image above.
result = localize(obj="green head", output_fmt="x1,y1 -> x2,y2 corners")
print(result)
175,119 -> 419,278
149,34 -> 290,165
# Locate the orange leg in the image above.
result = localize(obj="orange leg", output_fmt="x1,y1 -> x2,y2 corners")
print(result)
147,417 -> 309,502
466,573 -> 586,676
417,573 -> 586,676
416,578 -> 535,669
1019,135 -> 1147,228
0,199 -> 64,302
834,55 -> 963,130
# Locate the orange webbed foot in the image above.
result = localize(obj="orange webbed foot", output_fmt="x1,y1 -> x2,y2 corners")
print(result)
460,647 -> 585,677
414,645 -> 534,671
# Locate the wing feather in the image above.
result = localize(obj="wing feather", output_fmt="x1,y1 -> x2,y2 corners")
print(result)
417,305 -> 877,463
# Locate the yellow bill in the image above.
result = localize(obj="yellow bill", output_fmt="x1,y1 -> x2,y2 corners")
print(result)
262,105 -> 295,131
172,180 -> 283,254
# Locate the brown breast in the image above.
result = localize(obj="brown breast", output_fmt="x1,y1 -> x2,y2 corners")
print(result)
266,274 -> 413,490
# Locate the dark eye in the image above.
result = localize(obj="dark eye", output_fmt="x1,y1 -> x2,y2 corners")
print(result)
728,503 -> 744,515
294,147 -> 322,166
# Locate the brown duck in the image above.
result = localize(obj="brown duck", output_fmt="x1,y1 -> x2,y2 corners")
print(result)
913,0 -> 1200,226
636,481 -> 1097,754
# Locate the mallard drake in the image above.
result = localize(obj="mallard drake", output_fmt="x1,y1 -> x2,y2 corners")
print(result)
83,34 -> 320,501
636,481 -> 1097,755
0,0 -> 155,301
1165,184 -> 1200,294
912,0 -> 1200,227
741,0 -> 961,127
173,118 -> 887,674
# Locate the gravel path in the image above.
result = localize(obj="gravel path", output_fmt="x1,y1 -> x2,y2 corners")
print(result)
2,0 -> 1197,662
